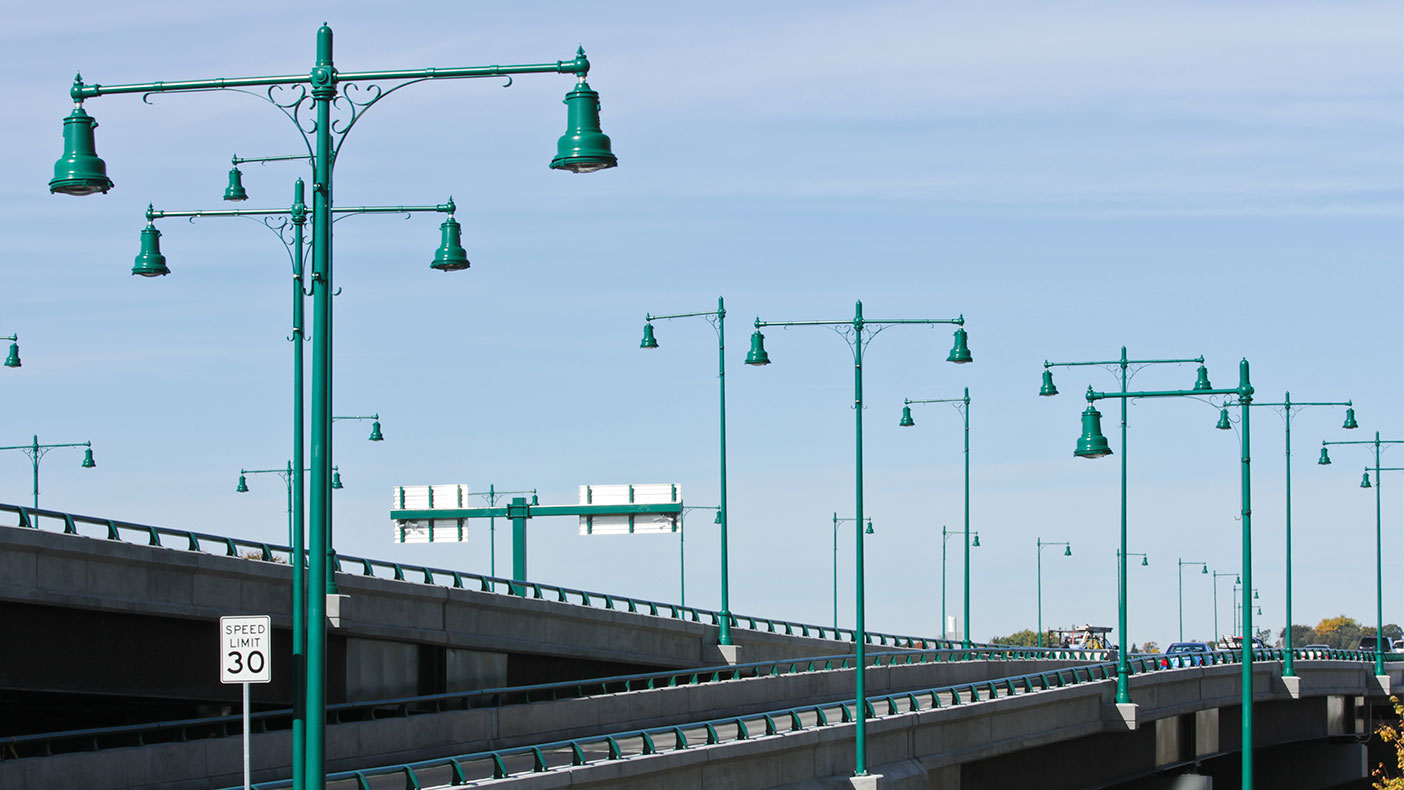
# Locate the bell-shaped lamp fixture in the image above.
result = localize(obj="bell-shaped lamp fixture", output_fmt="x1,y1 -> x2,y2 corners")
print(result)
430,216 -> 470,271
332,470 -> 344,490
1040,370 -> 1058,397
132,224 -> 170,277
946,327 -> 973,364
1074,405 -> 1113,459
899,405 -> 915,427
530,493 -> 540,505
1361,471 -> 1372,489
1235,574 -> 1241,584
1318,446 -> 1331,465
640,322 -> 658,349
550,71 -> 618,173
745,330 -> 770,366
1063,545 -> 1073,557
236,474 -> 249,493
368,420 -> 383,442
1193,365 -> 1212,392
865,521 -> 875,535
1216,409 -> 1232,430
972,534 -> 981,548
1141,555 -> 1149,567
1343,407 -> 1358,430
1200,565 -> 1208,574
50,106 -> 114,196
713,510 -> 722,524
81,447 -> 95,468
223,167 -> 248,201
4,342 -> 20,369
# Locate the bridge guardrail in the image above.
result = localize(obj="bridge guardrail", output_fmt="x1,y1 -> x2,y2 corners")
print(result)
0,644 -> 1115,760
225,647 -> 1392,789
1,502 -> 950,649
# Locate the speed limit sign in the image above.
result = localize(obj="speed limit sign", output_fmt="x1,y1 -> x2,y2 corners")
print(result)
220,615 -> 272,684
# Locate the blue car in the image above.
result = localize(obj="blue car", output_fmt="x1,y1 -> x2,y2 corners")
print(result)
1160,641 -> 1214,668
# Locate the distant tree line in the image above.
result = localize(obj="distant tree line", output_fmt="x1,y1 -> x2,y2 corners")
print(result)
990,615 -> 1399,653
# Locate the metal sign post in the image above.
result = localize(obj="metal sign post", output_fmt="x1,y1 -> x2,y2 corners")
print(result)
220,615 -> 272,790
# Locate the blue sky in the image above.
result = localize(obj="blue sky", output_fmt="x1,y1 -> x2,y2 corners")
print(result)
1,1 -> 1400,648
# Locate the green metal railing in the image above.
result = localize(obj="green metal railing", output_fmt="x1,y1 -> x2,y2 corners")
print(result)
0,644 -> 1119,760
0,502 -> 947,647
221,647 -> 1387,789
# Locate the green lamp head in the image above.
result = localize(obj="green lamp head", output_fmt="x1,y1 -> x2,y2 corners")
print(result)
1235,574 -> 1240,584
972,534 -> 981,548
745,329 -> 770,366
550,71 -> 617,173
1201,565 -> 1208,574
81,447 -> 95,468
1216,409 -> 1231,430
713,510 -> 722,524
1074,404 -> 1113,459
865,521 -> 874,535
368,420 -> 383,442
430,215 -> 470,271
223,167 -> 248,201
4,342 -> 19,369
236,474 -> 249,493
1063,545 -> 1072,557
1253,589 -> 1259,599
1361,471 -> 1372,489
1318,446 -> 1331,465
332,470 -> 344,490
946,327 -> 972,364
640,322 -> 658,349
1343,407 -> 1358,430
1192,365 -> 1212,392
531,493 -> 539,505
1039,369 -> 1058,397
132,223 -> 170,277
899,405 -> 915,427
50,106 -> 114,196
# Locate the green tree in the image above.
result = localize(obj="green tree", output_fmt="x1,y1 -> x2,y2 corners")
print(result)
1316,615 -> 1363,649
1282,624 -> 1316,647
1141,641 -> 1160,654
991,629 -> 1041,647
1388,624 -> 1404,641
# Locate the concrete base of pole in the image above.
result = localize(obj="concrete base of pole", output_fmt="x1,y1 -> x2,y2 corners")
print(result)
326,593 -> 349,629
1375,675 -> 1393,696
1281,675 -> 1302,699
1105,702 -> 1139,730
848,773 -> 884,789
706,644 -> 744,665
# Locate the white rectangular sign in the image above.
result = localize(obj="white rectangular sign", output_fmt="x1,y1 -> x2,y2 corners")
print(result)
578,483 -> 681,535
392,485 -> 470,543
220,615 -> 272,684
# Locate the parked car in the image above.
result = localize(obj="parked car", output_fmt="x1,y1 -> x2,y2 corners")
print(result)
1300,643 -> 1331,659
1359,636 -> 1383,652
1160,642 -> 1214,668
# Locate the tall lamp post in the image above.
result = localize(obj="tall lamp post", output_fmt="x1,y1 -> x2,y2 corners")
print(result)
1319,431 -> 1402,676
1040,348 -> 1202,704
940,526 -> 979,644
237,462 -> 342,544
1117,550 -> 1150,649
0,435 -> 95,508
639,297 -> 734,646
746,300 -> 970,777
1036,538 -> 1072,647
52,26 -> 617,790
899,387 -> 974,647
1212,570 -> 1238,645
1233,583 -> 1261,639
830,514 -> 875,630
1068,358 -> 1256,787
1177,560 -> 1207,642
1218,395 -> 1354,676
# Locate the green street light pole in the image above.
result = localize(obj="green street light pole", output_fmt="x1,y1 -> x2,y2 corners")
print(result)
53,26 -> 617,790
1233,583 -> 1261,639
1074,358 -> 1255,788
1212,570 -> 1238,645
640,297 -> 734,645
1221,395 -> 1354,676
900,388 -> 975,647
1036,539 -> 1072,648
237,461 -> 342,545
831,514 -> 874,630
1177,560 -> 1207,642
747,300 -> 970,777
1118,550 -> 1150,648
0,435 -> 95,508
1319,431 -> 1403,676
1040,348 -> 1202,705
940,526 -> 979,644
473,485 -> 538,578
2,334 -> 20,369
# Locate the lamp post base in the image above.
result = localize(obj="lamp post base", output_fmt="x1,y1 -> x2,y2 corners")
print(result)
1104,702 -> 1140,730
704,643 -> 744,665
1280,675 -> 1303,699
848,772 -> 884,789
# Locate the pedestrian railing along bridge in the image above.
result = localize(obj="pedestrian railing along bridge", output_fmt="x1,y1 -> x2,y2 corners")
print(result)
0,502 -> 943,648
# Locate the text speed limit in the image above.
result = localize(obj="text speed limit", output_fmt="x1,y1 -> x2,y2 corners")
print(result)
220,615 -> 272,684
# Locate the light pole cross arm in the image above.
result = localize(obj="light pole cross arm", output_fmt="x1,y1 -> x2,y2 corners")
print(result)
0,440 -> 90,452
1045,355 -> 1201,368
755,316 -> 963,329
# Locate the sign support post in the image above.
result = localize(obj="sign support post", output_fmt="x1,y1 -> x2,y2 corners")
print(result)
221,615 -> 272,790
